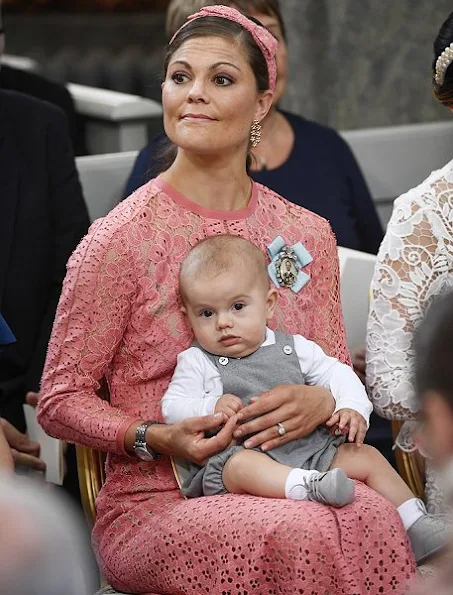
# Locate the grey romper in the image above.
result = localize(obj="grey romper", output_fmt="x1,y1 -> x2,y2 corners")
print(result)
177,331 -> 346,498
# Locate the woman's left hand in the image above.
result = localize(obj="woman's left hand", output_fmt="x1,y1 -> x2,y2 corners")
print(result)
233,384 -> 335,452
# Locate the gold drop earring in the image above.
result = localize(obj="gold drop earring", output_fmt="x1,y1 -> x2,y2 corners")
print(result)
250,119 -> 262,148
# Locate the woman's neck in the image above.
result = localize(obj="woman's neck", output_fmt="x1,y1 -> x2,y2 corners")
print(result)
161,150 -> 252,212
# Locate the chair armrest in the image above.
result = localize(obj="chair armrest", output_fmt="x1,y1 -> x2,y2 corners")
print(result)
67,83 -> 162,122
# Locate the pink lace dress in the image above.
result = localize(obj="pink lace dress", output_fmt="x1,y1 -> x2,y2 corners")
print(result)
38,178 -> 415,594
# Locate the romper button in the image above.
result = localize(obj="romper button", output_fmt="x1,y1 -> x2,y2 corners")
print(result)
219,357 -> 229,366
283,345 -> 293,355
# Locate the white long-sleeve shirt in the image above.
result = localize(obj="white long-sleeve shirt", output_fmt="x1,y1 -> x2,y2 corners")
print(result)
162,328 -> 372,426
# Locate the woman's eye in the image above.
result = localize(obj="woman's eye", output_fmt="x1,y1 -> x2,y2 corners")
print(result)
201,310 -> 214,318
233,303 -> 245,311
214,75 -> 233,86
172,72 -> 188,84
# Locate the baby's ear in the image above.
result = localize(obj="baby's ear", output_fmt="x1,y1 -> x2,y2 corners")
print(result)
266,287 -> 278,319
180,305 -> 187,316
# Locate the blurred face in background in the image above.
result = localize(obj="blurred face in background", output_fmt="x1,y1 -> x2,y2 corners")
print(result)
419,390 -> 453,467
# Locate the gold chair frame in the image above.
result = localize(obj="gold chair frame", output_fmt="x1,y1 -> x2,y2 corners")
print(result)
76,377 -> 109,528
76,444 -> 106,529
391,420 -> 426,501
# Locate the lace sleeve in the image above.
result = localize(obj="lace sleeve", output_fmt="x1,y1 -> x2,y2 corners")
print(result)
37,218 -> 140,453
367,175 -> 453,420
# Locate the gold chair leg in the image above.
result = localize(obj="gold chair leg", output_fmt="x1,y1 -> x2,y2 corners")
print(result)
76,444 -> 106,530
392,420 -> 426,501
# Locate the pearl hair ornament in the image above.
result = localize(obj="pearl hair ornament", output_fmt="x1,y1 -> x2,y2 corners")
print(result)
435,41 -> 453,87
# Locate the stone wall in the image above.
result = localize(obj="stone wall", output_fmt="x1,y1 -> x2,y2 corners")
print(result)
280,0 -> 451,129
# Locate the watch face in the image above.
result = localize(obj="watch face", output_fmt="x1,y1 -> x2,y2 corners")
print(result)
134,446 -> 155,462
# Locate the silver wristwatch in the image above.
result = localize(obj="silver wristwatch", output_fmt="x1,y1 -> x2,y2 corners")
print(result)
133,421 -> 161,461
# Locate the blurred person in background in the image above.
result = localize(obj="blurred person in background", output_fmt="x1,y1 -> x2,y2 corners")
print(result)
0,472 -> 94,595
409,291 -> 453,593
367,9 -> 453,516
0,1 -> 85,155
125,0 -> 383,256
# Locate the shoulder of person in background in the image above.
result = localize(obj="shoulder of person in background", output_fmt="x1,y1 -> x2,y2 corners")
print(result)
280,109 -> 383,254
123,132 -> 170,198
0,88 -> 89,431
280,109 -> 354,157
0,64 -> 85,155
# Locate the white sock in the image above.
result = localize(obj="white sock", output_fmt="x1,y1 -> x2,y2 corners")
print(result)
284,468 -> 320,500
397,498 -> 426,531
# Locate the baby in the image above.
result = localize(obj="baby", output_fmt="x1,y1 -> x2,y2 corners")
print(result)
162,234 -> 449,564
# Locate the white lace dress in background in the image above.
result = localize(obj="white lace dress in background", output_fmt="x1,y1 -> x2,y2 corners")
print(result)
367,158 -> 453,513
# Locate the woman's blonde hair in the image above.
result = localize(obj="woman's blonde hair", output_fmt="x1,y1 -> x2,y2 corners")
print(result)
166,0 -> 217,39
165,0 -> 286,41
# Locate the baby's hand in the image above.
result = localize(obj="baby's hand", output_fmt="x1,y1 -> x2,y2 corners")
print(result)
214,394 -> 243,418
326,408 -> 367,446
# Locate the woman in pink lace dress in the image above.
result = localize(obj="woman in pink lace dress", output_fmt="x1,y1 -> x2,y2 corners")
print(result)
38,6 -> 415,594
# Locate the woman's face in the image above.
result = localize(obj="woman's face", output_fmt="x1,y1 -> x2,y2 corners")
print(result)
419,391 -> 453,467
248,11 -> 288,106
162,35 -> 273,158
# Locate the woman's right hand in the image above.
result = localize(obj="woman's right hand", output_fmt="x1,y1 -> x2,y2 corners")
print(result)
154,413 -> 239,465
0,418 -> 46,472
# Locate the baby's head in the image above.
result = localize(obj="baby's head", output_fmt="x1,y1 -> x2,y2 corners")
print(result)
415,290 -> 453,466
180,235 -> 277,357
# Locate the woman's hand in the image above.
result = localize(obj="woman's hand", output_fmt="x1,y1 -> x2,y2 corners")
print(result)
153,413 -> 240,466
0,418 -> 46,472
233,384 -> 335,452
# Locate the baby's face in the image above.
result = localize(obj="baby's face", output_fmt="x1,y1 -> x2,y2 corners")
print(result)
183,271 -> 277,358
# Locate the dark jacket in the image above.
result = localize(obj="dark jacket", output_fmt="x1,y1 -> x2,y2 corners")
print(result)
0,64 -> 85,155
0,90 -> 90,430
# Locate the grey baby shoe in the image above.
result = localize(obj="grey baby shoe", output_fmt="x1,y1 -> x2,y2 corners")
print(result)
407,502 -> 451,565
304,468 -> 355,508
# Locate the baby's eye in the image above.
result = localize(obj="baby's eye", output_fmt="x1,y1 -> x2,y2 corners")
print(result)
201,309 -> 214,318
233,303 -> 245,311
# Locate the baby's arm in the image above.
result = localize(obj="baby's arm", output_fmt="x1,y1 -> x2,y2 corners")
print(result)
294,335 -> 372,444
162,348 -> 222,424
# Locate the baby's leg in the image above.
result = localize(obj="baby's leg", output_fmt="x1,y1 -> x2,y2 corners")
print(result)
331,443 -> 451,564
330,443 -> 413,507
223,450 -> 292,498
223,450 -> 354,506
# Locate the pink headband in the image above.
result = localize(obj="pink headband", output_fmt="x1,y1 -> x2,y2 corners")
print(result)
169,5 -> 278,92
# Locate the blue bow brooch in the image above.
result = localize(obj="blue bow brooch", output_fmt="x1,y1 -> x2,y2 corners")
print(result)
267,236 -> 313,293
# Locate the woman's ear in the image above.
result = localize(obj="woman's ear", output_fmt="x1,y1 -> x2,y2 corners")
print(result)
255,89 -> 274,122
266,287 -> 278,320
